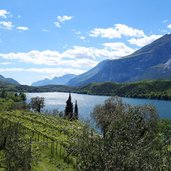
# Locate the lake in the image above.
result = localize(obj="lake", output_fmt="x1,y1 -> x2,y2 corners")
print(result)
26,92 -> 171,120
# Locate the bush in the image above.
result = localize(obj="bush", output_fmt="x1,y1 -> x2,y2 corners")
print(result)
73,97 -> 171,171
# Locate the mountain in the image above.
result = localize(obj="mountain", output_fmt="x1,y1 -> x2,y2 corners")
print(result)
32,74 -> 76,86
0,75 -> 20,85
67,34 -> 171,86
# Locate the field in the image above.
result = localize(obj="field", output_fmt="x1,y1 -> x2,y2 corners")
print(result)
0,110 -> 83,171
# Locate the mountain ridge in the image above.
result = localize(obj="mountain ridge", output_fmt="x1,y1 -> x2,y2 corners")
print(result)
0,75 -> 20,85
67,34 -> 171,86
32,74 -> 76,86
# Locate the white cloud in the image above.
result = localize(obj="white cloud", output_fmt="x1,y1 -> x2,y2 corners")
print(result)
0,9 -> 9,18
167,24 -> 171,29
0,49 -> 98,67
0,67 -> 85,77
0,21 -> 13,30
90,24 -> 145,39
0,68 -> 23,72
54,22 -> 61,28
58,15 -> 72,23
0,43 -> 136,68
128,35 -> 162,47
63,46 -> 96,60
0,62 -> 11,65
17,26 -> 29,31
103,42 -> 136,57
80,36 -> 86,40
54,15 -> 73,28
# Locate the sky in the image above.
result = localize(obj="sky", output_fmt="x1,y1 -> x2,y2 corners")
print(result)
0,0 -> 171,85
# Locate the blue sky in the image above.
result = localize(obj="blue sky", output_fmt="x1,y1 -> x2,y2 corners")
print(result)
0,0 -> 171,85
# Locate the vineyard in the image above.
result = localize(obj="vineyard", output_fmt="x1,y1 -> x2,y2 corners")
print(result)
0,110 -> 83,171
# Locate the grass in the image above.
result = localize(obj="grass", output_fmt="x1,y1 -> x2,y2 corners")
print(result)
0,110 -> 83,170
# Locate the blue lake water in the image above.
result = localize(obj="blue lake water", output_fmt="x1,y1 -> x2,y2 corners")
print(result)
26,92 -> 171,120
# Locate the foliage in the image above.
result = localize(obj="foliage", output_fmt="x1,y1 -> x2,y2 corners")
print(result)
0,121 -> 32,171
73,97 -> 171,171
65,93 -> 74,120
1,79 -> 171,101
76,80 -> 171,100
74,101 -> 78,120
0,91 -> 28,111
29,97 -> 45,113
0,109 -> 83,171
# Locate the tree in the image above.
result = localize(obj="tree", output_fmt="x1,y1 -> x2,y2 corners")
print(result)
65,93 -> 73,120
91,96 -> 125,138
0,89 -> 7,99
74,100 -> 78,120
73,97 -> 171,171
30,96 -> 45,113
19,92 -> 26,101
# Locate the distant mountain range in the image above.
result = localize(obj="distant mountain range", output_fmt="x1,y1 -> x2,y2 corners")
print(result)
67,34 -> 171,86
32,74 -> 76,86
0,75 -> 20,85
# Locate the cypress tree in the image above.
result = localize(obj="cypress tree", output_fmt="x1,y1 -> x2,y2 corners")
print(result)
74,100 -> 78,120
65,93 -> 73,120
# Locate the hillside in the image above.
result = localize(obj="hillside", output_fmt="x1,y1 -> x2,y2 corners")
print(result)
1,79 -> 171,101
0,75 -> 20,85
0,91 -> 170,170
67,34 -> 171,86
32,74 -> 76,86
0,110 -> 83,171
76,80 -> 171,100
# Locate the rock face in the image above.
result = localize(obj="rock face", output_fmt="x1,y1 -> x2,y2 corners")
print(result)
32,74 -> 76,86
0,75 -> 20,85
67,34 -> 171,86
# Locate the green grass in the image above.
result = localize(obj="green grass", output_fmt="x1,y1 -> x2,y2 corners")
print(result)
0,110 -> 83,170
32,149 -> 75,171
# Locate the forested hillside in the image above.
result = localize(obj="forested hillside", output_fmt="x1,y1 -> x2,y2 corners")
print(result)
77,80 -> 171,100
0,90 -> 170,170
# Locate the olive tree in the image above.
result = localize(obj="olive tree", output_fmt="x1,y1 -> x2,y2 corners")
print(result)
74,97 -> 171,171
30,96 -> 45,113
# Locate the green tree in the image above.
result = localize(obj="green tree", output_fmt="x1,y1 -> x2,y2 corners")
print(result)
0,122 -> 32,171
74,100 -> 78,120
73,97 -> 171,171
30,96 -> 45,113
65,93 -> 73,120
0,89 -> 7,99
19,92 -> 26,101
91,96 -> 124,138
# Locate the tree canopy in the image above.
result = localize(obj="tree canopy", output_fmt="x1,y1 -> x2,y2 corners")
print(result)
73,97 -> 171,171
30,96 -> 45,113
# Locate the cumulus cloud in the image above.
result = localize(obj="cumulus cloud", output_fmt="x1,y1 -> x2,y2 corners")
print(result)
17,26 -> 29,31
0,43 -> 136,70
103,42 -> 136,57
90,24 -> 145,39
167,24 -> 171,29
0,21 -> 13,30
54,15 -> 73,28
0,67 -> 85,77
0,49 -> 98,67
128,35 -> 162,47
0,9 -> 9,18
